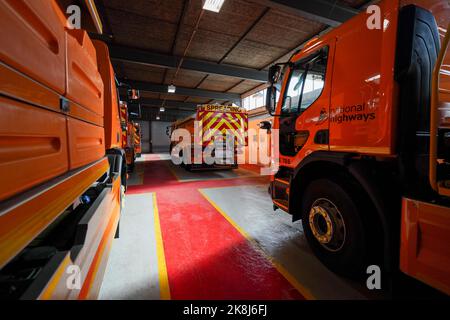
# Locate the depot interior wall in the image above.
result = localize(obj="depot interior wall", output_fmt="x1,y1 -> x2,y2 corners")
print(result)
245,113 -> 273,166
135,120 -> 150,153
151,121 -> 171,153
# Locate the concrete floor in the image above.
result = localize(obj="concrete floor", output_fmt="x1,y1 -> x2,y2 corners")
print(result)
99,153 -> 381,300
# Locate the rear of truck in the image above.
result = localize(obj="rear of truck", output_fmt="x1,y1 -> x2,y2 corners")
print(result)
0,0 -> 124,299
171,104 -> 248,170
119,101 -> 136,171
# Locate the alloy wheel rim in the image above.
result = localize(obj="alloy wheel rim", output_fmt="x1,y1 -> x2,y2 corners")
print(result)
308,198 -> 346,252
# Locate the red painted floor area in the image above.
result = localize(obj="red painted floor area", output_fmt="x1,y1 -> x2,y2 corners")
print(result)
128,159 -> 304,300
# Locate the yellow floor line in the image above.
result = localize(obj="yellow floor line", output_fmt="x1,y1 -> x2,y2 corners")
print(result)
200,181 -> 268,191
152,193 -> 171,300
199,189 -> 316,300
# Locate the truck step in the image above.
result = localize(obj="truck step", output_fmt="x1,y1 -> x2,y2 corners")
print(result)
273,199 -> 289,212
271,174 -> 291,213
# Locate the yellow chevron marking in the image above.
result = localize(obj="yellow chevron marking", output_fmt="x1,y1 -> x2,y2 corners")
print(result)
203,114 -> 221,132
204,119 -> 243,142
203,118 -> 226,141
200,111 -> 215,126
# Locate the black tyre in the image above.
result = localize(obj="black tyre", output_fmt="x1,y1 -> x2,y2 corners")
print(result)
301,178 -> 371,277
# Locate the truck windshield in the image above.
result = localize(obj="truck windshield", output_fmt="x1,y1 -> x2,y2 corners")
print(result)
281,47 -> 328,114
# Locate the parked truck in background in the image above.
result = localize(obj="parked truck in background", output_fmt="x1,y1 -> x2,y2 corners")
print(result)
170,104 -> 248,170
263,0 -> 450,294
119,101 -> 136,172
0,0 -> 126,299
133,122 -> 142,158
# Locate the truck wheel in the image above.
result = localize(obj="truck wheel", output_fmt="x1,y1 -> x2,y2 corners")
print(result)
301,178 -> 369,278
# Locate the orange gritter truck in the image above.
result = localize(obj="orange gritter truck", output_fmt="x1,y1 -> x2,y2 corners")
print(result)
119,101 -> 137,172
170,104 -> 248,170
263,0 -> 450,294
0,0 -> 126,299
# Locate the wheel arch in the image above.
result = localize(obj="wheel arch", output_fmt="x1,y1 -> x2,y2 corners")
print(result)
106,148 -> 127,190
291,151 -> 395,271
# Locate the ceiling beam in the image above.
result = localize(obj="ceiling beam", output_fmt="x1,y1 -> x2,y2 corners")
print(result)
139,108 -> 193,122
109,45 -> 268,82
138,98 -> 198,110
84,0 -> 103,33
248,0 -> 359,27
122,80 -> 241,102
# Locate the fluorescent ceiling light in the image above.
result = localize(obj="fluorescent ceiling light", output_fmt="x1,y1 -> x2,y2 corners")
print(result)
160,107 -> 165,112
168,85 -> 176,93
203,0 -> 225,13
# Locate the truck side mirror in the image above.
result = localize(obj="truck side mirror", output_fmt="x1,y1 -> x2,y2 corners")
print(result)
266,65 -> 282,116
268,65 -> 282,84
259,121 -> 272,132
265,85 -> 277,115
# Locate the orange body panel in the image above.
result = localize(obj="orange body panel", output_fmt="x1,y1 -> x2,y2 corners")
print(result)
400,198 -> 450,295
92,40 -> 122,150
36,174 -> 121,300
0,62 -> 61,113
65,29 -> 104,120
328,0 -> 399,155
67,117 -> 105,170
0,0 -> 66,95
0,0 -> 107,195
0,1 -> 122,300
0,96 -> 68,202
0,158 -> 109,269
65,30 -> 106,169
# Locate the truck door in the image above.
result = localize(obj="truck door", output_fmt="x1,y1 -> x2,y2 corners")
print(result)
276,40 -> 335,168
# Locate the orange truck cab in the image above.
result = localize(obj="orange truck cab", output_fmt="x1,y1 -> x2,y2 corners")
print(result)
264,0 -> 450,294
170,104 -> 248,170
0,0 -> 126,299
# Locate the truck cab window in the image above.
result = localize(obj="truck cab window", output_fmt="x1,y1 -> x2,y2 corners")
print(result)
281,47 -> 328,114
281,68 -> 306,114
300,72 -> 325,111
